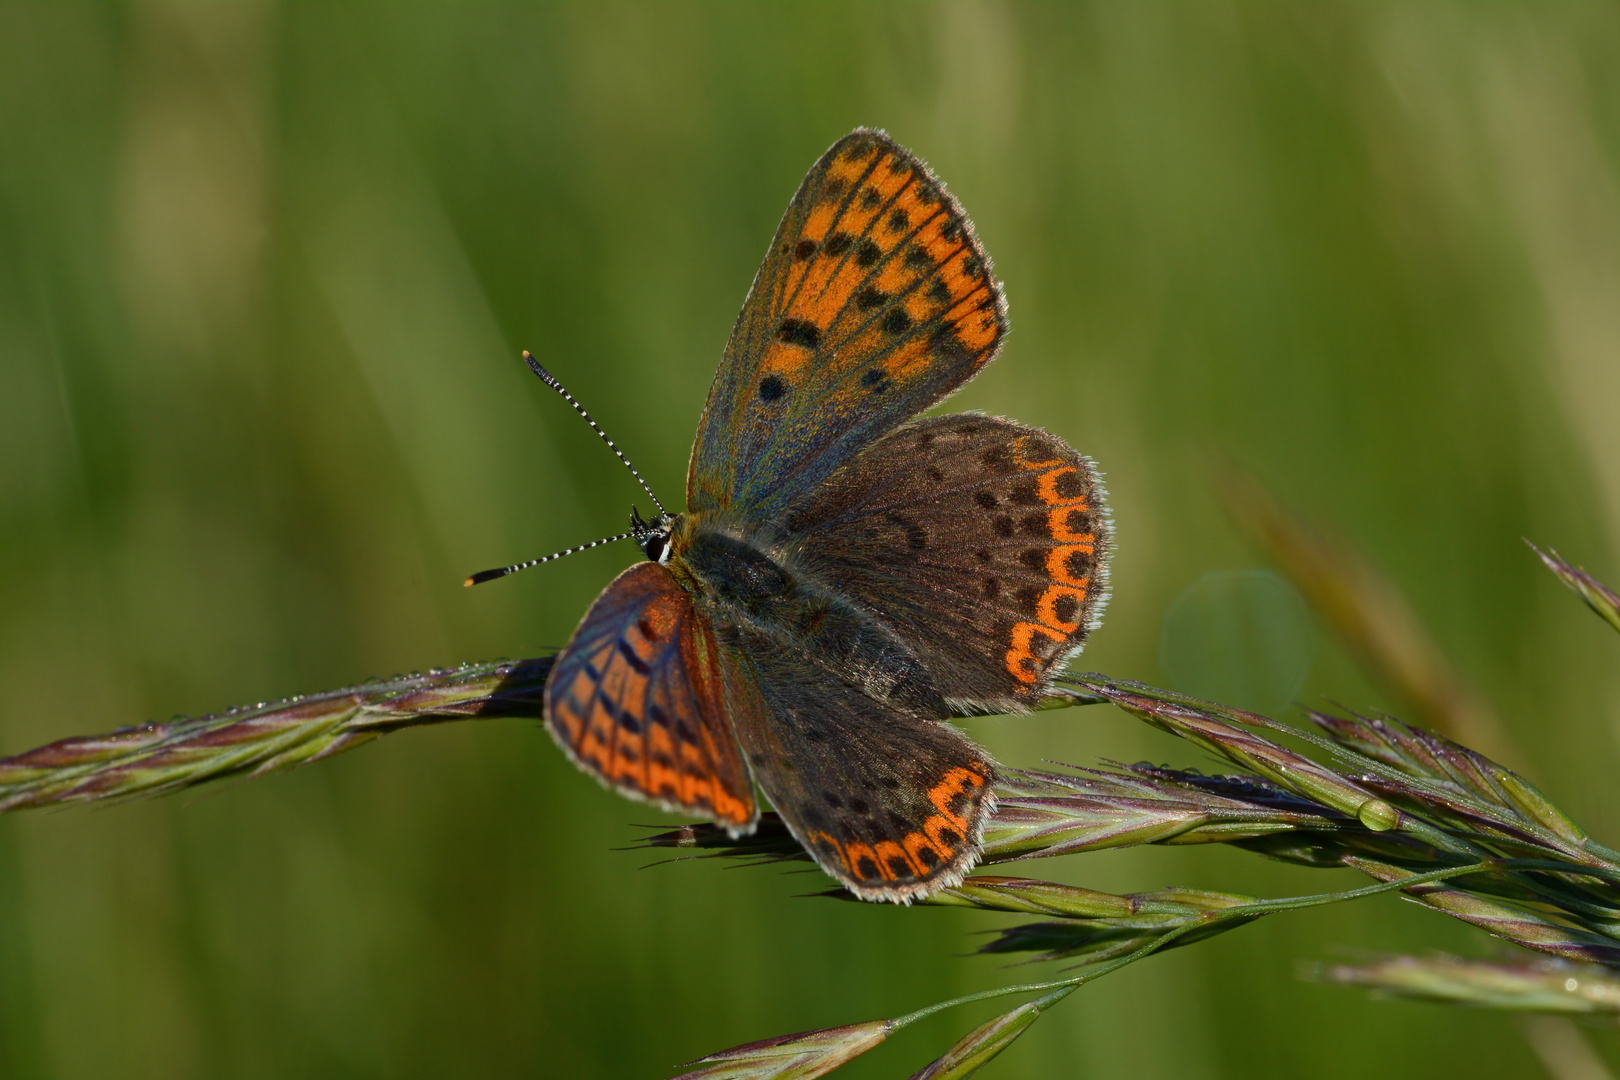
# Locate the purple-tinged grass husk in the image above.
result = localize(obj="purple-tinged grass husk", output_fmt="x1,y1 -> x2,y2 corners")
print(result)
1063,674 -> 1620,872
0,658 -> 552,811
982,764 -> 1348,860
1060,676 -> 1409,834
1298,708 -> 1589,849
1532,544 -> 1620,636
1343,856 -> 1620,966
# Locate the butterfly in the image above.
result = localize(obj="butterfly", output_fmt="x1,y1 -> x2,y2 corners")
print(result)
473,129 -> 1111,902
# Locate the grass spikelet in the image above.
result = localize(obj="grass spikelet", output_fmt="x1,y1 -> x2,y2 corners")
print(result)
1313,954 -> 1620,1013
905,989 -> 1069,1080
0,658 -> 552,811
670,1020 -> 892,1080
1531,544 -> 1620,636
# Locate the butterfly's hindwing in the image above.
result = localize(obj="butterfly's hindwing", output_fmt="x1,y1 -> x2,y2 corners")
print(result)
688,128 -> 1008,524
545,562 -> 756,831
714,622 -> 996,902
781,414 -> 1112,713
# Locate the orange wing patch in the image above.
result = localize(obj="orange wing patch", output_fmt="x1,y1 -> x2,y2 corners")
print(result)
546,563 -> 756,831
774,138 -> 1000,389
687,128 -> 1012,521
797,759 -> 992,891
1001,447 -> 1103,687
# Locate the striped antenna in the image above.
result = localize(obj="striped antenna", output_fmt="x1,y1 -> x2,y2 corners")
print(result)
524,351 -> 666,515
463,530 -> 634,587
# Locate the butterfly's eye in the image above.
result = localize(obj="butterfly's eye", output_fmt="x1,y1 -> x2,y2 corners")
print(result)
644,534 -> 669,564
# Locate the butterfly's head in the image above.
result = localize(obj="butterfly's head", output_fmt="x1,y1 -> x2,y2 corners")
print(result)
630,505 -> 679,565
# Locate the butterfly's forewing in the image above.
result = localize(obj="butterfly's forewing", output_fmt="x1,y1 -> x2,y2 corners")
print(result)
545,562 -> 756,832
782,414 -> 1111,715
688,129 -> 1008,525
715,621 -> 996,902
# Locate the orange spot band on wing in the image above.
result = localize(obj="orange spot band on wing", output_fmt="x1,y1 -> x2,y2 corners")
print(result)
807,829 -> 847,871
1048,507 -> 1094,544
928,766 -> 985,830
904,829 -> 951,866
710,788 -> 752,826
1036,584 -> 1090,634
925,813 -> 966,852
872,839 -> 920,878
1005,621 -> 1067,684
842,841 -> 886,881
1012,438 -> 1063,472
1047,546 -> 1095,587
1036,467 -> 1085,506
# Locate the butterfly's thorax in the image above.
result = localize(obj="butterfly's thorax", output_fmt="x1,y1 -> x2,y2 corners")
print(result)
667,511 -> 946,715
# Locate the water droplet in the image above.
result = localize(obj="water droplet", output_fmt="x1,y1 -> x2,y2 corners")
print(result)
1357,799 -> 1399,831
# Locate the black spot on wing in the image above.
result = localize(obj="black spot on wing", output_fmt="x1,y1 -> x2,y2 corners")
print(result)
1009,477 -> 1041,506
855,286 -> 887,310
1056,470 -> 1086,500
886,512 -> 928,550
777,319 -> 820,348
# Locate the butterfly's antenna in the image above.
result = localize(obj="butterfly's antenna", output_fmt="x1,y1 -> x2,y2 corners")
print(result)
523,351 -> 666,516
463,530 -> 635,587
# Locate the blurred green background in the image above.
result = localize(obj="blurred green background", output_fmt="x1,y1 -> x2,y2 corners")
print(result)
2,2 -> 1619,1077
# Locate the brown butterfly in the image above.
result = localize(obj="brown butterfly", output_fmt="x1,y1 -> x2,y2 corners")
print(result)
470,129 -> 1111,902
